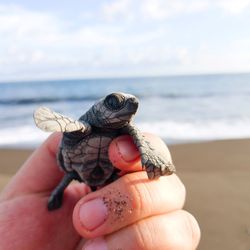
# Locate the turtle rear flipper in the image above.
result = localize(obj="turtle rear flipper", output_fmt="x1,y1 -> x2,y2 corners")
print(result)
48,192 -> 64,211
48,171 -> 80,210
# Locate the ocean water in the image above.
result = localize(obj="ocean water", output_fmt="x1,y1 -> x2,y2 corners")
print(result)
1,73 -> 250,147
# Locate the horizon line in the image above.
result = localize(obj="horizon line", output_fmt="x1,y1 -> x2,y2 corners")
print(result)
1,71 -> 250,84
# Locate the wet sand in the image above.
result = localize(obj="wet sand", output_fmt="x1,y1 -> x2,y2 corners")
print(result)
1,139 -> 250,250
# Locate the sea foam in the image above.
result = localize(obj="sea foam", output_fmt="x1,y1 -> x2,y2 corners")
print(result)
1,119 -> 250,148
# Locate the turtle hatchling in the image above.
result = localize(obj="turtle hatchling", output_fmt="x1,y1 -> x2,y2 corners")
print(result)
34,92 -> 176,210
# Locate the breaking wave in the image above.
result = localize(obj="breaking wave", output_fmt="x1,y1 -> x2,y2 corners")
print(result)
1,119 -> 250,147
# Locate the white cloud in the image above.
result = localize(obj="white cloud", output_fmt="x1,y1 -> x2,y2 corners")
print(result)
101,0 -> 250,21
217,0 -> 250,14
0,3 -> 181,80
0,4 -> 122,74
0,5 -> 61,66
176,48 -> 190,65
0,2 -> 249,81
184,40 -> 250,73
101,0 -> 133,21
141,0 -> 209,20
100,0 -> 209,21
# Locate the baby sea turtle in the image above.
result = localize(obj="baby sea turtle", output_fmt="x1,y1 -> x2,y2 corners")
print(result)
34,93 -> 175,210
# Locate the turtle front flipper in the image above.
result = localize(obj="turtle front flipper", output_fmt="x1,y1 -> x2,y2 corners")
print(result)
33,107 -> 91,133
48,171 -> 80,210
122,124 -> 176,179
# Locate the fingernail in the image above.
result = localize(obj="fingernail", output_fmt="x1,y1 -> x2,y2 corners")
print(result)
116,136 -> 139,162
79,199 -> 108,230
84,237 -> 108,250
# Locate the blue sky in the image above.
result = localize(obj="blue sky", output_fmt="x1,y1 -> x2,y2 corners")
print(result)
0,0 -> 250,81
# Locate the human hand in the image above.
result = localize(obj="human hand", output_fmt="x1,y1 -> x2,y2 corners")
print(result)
0,133 -> 200,250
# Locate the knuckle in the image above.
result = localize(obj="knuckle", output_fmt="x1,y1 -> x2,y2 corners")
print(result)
158,210 -> 200,250
180,210 -> 201,249
157,173 -> 186,210
169,174 -> 186,205
109,210 -> 200,250
133,221 -> 153,250
129,210 -> 201,250
121,172 -> 186,217
122,173 -> 153,216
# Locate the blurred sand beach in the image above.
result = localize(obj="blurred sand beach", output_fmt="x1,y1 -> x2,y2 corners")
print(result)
1,139 -> 249,250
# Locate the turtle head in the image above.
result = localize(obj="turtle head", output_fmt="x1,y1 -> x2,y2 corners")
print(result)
81,92 -> 139,129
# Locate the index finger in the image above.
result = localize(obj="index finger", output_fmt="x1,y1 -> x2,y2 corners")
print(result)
108,133 -> 173,173
72,171 -> 185,239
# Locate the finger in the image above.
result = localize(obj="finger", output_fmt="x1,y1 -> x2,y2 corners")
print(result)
1,133 -> 63,199
108,133 -> 173,172
0,183 -> 90,250
83,210 -> 200,250
72,171 -> 185,238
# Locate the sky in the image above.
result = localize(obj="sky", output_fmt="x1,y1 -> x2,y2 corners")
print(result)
0,0 -> 250,81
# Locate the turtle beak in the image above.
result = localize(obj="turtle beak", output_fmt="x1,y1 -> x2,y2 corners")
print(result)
127,97 -> 139,113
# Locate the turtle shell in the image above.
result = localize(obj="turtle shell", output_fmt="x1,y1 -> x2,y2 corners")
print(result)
58,131 -> 117,187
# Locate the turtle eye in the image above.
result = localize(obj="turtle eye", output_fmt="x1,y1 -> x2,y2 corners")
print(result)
104,93 -> 125,110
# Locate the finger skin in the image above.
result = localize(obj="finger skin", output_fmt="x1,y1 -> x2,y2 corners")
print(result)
0,132 -> 90,249
100,210 -> 201,250
1,133 -> 63,200
0,182 -> 90,250
72,171 -> 185,239
109,133 -> 173,172
108,135 -> 141,172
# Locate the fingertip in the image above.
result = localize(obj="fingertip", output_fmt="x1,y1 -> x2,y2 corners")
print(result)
108,135 -> 141,171
109,133 -> 172,172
